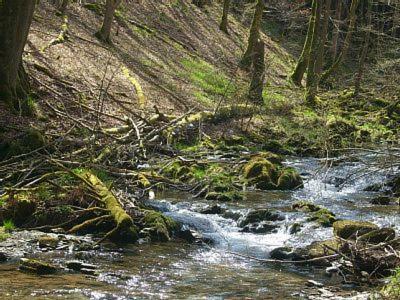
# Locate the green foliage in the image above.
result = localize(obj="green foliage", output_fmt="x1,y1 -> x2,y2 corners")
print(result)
381,268 -> 400,299
3,220 -> 15,232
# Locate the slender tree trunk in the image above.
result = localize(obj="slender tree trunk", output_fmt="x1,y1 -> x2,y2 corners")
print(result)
393,1 -> 400,37
219,0 -> 231,34
315,0 -> 332,76
248,39 -> 265,105
331,0 -> 342,61
0,0 -> 36,113
305,0 -> 322,104
290,0 -> 318,86
240,0 -> 265,70
321,0 -> 360,83
354,0 -> 372,97
95,0 -> 122,43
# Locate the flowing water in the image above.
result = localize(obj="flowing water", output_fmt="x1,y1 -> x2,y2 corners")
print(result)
0,155 -> 399,299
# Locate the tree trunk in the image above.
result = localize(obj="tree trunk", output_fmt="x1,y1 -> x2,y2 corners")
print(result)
219,0 -> 231,34
315,0 -> 332,76
95,0 -> 122,43
331,0 -> 342,61
240,0 -> 265,70
248,39 -> 265,105
393,1 -> 400,37
354,0 -> 372,97
0,0 -> 36,113
305,0 -> 322,104
290,0 -> 318,86
321,0 -> 360,83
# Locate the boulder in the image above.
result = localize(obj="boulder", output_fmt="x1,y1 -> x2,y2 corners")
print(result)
38,235 -> 59,249
307,208 -> 337,227
139,210 -> 180,242
276,168 -> 304,190
238,209 -> 284,227
199,204 -> 225,215
333,220 -> 378,239
293,239 -> 341,265
270,246 -> 294,260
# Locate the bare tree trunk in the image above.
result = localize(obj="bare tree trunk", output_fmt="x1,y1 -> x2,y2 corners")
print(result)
321,0 -> 360,83
393,1 -> 400,37
331,0 -> 342,61
315,0 -> 332,76
305,0 -> 322,104
95,0 -> 122,43
220,0 -> 231,34
240,0 -> 265,70
0,0 -> 36,113
354,0 -> 372,97
290,0 -> 318,86
248,39 -> 265,105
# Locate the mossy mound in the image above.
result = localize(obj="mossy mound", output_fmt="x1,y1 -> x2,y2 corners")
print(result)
333,220 -> 378,239
140,210 -> 180,242
223,135 -> 245,146
243,157 -> 278,190
1,193 -> 36,226
292,200 -> 320,212
243,155 -> 302,191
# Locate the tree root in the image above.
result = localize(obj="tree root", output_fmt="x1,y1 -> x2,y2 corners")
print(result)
68,215 -> 112,234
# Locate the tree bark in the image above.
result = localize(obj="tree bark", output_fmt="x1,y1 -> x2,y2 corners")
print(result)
95,0 -> 122,43
354,0 -> 372,97
290,0 -> 318,86
331,0 -> 342,61
0,0 -> 36,113
248,39 -> 265,105
321,0 -> 360,83
219,0 -> 231,34
315,0 -> 332,76
305,0 -> 322,104
240,0 -> 265,70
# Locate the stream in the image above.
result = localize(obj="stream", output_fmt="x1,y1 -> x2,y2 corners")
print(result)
0,155 -> 398,299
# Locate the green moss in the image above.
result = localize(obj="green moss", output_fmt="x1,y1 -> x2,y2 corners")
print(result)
381,268 -> 400,299
307,208 -> 337,227
19,258 -> 58,275
0,227 -> 10,241
333,220 -> 378,239
276,167 -> 303,190
141,210 -> 179,242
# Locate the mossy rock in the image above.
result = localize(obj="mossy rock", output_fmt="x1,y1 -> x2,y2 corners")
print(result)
276,168 -> 303,190
333,220 -> 378,239
326,117 -> 357,135
307,208 -> 337,227
293,239 -> 341,265
292,200 -> 321,212
238,209 -> 284,227
38,235 -> 59,249
292,201 -> 336,227
205,191 -> 243,202
243,157 -> 278,190
19,258 -> 58,275
358,228 -> 396,244
140,210 -> 180,242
